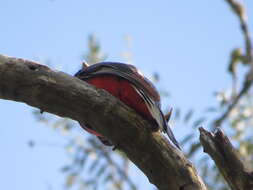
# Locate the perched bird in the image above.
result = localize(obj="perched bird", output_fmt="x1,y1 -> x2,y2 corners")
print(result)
74,62 -> 181,149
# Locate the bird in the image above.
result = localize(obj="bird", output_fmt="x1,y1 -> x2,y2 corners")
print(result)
74,62 -> 181,149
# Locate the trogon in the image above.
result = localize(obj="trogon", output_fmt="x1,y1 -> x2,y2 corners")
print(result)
74,62 -> 181,149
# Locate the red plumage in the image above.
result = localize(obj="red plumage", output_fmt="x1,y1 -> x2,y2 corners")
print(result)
87,76 -> 152,121
74,62 -> 180,149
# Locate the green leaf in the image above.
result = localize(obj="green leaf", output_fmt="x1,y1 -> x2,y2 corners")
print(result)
192,117 -> 206,128
187,143 -> 201,157
65,173 -> 78,187
184,109 -> 194,124
61,165 -> 71,173
180,134 -> 194,145
96,165 -> 107,178
174,108 -> 181,120
205,107 -> 218,113
88,159 -> 100,173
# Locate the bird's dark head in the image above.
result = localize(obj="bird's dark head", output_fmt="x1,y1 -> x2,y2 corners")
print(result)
74,61 -> 89,77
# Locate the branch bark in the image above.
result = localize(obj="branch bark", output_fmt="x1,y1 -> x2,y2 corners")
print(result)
0,54 -> 207,190
199,127 -> 253,190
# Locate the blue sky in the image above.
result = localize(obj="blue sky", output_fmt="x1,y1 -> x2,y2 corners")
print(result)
0,0 -> 253,189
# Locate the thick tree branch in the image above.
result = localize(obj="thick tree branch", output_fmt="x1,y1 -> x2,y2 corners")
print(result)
199,127 -> 253,190
0,54 -> 207,190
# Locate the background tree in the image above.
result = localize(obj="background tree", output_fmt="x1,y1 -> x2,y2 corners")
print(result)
1,0 -> 253,190
33,1 -> 253,188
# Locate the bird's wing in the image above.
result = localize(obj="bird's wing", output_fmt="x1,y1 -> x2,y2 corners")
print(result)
75,62 -> 160,103
132,85 -> 181,149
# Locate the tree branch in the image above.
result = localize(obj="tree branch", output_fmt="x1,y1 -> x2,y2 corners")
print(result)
199,127 -> 253,190
224,0 -> 252,61
0,54 -> 207,190
213,0 -> 253,128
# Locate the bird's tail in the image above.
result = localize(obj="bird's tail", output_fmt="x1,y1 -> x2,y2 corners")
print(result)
165,123 -> 181,150
160,109 -> 181,150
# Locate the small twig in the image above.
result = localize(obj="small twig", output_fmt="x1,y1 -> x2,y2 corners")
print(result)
213,80 -> 251,127
225,0 -> 252,62
213,0 -> 253,129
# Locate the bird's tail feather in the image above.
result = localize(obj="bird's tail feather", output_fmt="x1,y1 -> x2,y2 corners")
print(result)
165,123 -> 181,150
